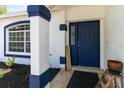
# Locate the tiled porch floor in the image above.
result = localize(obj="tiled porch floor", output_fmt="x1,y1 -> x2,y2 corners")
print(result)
50,67 -> 100,88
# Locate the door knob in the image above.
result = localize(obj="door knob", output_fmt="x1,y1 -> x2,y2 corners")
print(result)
49,54 -> 52,56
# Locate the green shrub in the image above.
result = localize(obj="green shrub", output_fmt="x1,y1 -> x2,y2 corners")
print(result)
0,6 -> 7,14
0,73 -> 4,79
5,57 -> 15,68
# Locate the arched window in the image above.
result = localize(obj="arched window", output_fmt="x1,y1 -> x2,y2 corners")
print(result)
4,21 -> 30,58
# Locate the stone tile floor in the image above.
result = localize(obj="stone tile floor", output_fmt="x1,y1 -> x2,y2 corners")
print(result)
50,69 -> 73,88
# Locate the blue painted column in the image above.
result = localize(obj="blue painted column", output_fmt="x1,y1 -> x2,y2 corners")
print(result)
27,5 -> 51,88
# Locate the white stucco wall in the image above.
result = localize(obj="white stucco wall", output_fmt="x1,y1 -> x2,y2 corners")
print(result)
49,11 -> 65,68
66,6 -> 105,22
0,14 -> 30,65
31,16 -> 49,75
104,6 -> 124,73
0,10 -> 66,67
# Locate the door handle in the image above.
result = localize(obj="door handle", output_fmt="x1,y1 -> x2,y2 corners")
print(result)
49,54 -> 52,56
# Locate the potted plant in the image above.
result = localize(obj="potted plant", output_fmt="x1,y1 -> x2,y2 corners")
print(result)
107,60 -> 123,75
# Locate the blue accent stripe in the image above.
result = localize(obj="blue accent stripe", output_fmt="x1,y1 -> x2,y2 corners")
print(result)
27,5 -> 51,22
60,24 -> 67,31
4,54 -> 30,58
4,20 -> 30,28
4,20 -> 30,58
30,68 -> 50,88
60,56 -> 66,64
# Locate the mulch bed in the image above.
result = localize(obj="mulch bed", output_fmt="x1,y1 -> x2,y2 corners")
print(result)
0,62 -> 30,88
0,62 -> 60,88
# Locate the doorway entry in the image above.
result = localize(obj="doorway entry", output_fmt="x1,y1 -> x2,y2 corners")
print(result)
69,20 -> 100,68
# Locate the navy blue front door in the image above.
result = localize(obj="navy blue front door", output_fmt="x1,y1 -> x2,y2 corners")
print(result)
69,20 -> 100,68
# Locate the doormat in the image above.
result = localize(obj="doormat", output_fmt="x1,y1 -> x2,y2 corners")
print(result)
50,68 -> 60,81
67,71 -> 99,88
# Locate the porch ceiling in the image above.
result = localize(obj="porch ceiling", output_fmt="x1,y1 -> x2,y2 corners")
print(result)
48,5 -> 81,11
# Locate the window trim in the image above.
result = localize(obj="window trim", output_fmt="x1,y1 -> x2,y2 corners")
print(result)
4,20 -> 30,58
